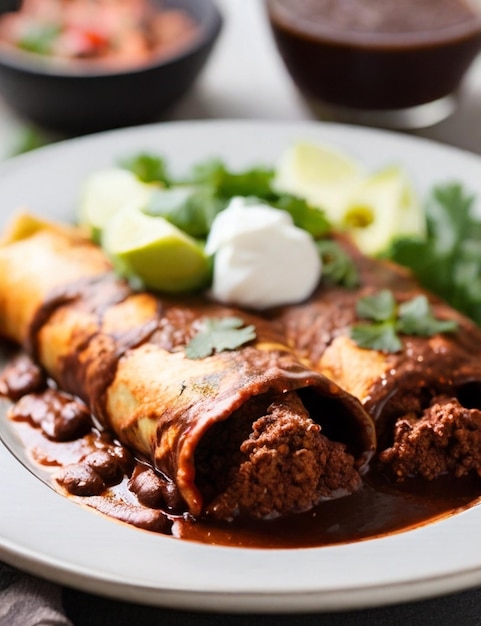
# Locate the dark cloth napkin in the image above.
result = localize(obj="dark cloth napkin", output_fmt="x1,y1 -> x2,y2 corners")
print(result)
0,562 -> 72,625
2,561 -> 481,626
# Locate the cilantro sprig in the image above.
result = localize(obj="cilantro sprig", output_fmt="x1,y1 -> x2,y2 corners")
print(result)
385,183 -> 481,326
350,290 -> 458,353
145,186 -> 224,238
118,153 -> 171,185
185,158 -> 275,199
18,23 -> 61,55
185,316 -> 257,359
117,152 -> 364,295
316,239 -> 359,288
120,152 -> 332,241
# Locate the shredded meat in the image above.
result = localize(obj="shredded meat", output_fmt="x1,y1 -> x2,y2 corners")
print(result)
379,396 -> 481,480
194,391 -> 361,521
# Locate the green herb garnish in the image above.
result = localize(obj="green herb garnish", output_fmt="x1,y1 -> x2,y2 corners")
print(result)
350,290 -> 458,353
316,239 -> 359,288
9,126 -> 52,156
351,321 -> 402,353
145,186 -> 224,238
121,152 -> 333,240
396,296 -> 458,336
385,183 -> 481,326
119,153 -> 171,185
18,23 -> 61,55
185,159 -> 275,200
185,317 -> 257,359
272,195 -> 331,239
119,152 -> 362,291
357,288 -> 397,322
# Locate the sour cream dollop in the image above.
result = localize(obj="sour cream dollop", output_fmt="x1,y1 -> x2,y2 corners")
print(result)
205,197 -> 322,309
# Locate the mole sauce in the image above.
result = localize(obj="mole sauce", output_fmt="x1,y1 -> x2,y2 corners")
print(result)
266,0 -> 481,110
1,352 -> 480,549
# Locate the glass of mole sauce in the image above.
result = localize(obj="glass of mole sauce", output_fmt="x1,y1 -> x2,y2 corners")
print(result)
265,0 -> 481,129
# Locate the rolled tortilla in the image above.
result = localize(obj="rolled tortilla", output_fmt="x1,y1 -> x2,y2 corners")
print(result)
278,238 -> 481,478
0,214 -> 376,519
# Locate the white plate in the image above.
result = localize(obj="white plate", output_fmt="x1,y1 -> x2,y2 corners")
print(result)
2,120 -> 481,614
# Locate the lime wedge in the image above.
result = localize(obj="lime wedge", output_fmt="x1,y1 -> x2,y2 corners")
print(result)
343,166 -> 424,255
275,141 -> 422,256
102,207 -> 211,293
77,168 -> 156,243
274,141 -> 363,220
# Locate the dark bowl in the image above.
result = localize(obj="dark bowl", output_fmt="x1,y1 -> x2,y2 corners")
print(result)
0,0 -> 222,134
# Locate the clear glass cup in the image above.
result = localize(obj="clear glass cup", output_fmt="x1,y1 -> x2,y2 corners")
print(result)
265,0 -> 481,129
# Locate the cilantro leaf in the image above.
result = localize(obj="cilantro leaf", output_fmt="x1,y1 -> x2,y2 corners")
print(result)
18,23 -> 61,55
316,239 -> 359,288
119,153 -> 171,185
184,158 -> 331,236
185,158 -> 224,185
144,187 -> 224,238
397,295 -> 458,336
356,289 -> 397,322
425,184 -> 474,256
185,159 -> 275,199
386,183 -> 481,326
350,322 -> 402,353
118,152 -> 333,244
272,195 -> 331,238
218,167 -> 275,199
185,317 -> 257,359
350,290 -> 458,353
9,126 -> 51,157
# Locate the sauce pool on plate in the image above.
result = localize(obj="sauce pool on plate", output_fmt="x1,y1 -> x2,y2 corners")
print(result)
1,350 -> 480,550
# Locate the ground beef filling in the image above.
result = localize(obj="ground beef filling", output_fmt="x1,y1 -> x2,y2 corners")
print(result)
379,396 -> 481,480
194,391 -> 361,521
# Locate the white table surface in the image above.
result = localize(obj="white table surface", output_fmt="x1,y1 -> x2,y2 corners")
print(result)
1,0 -> 481,157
